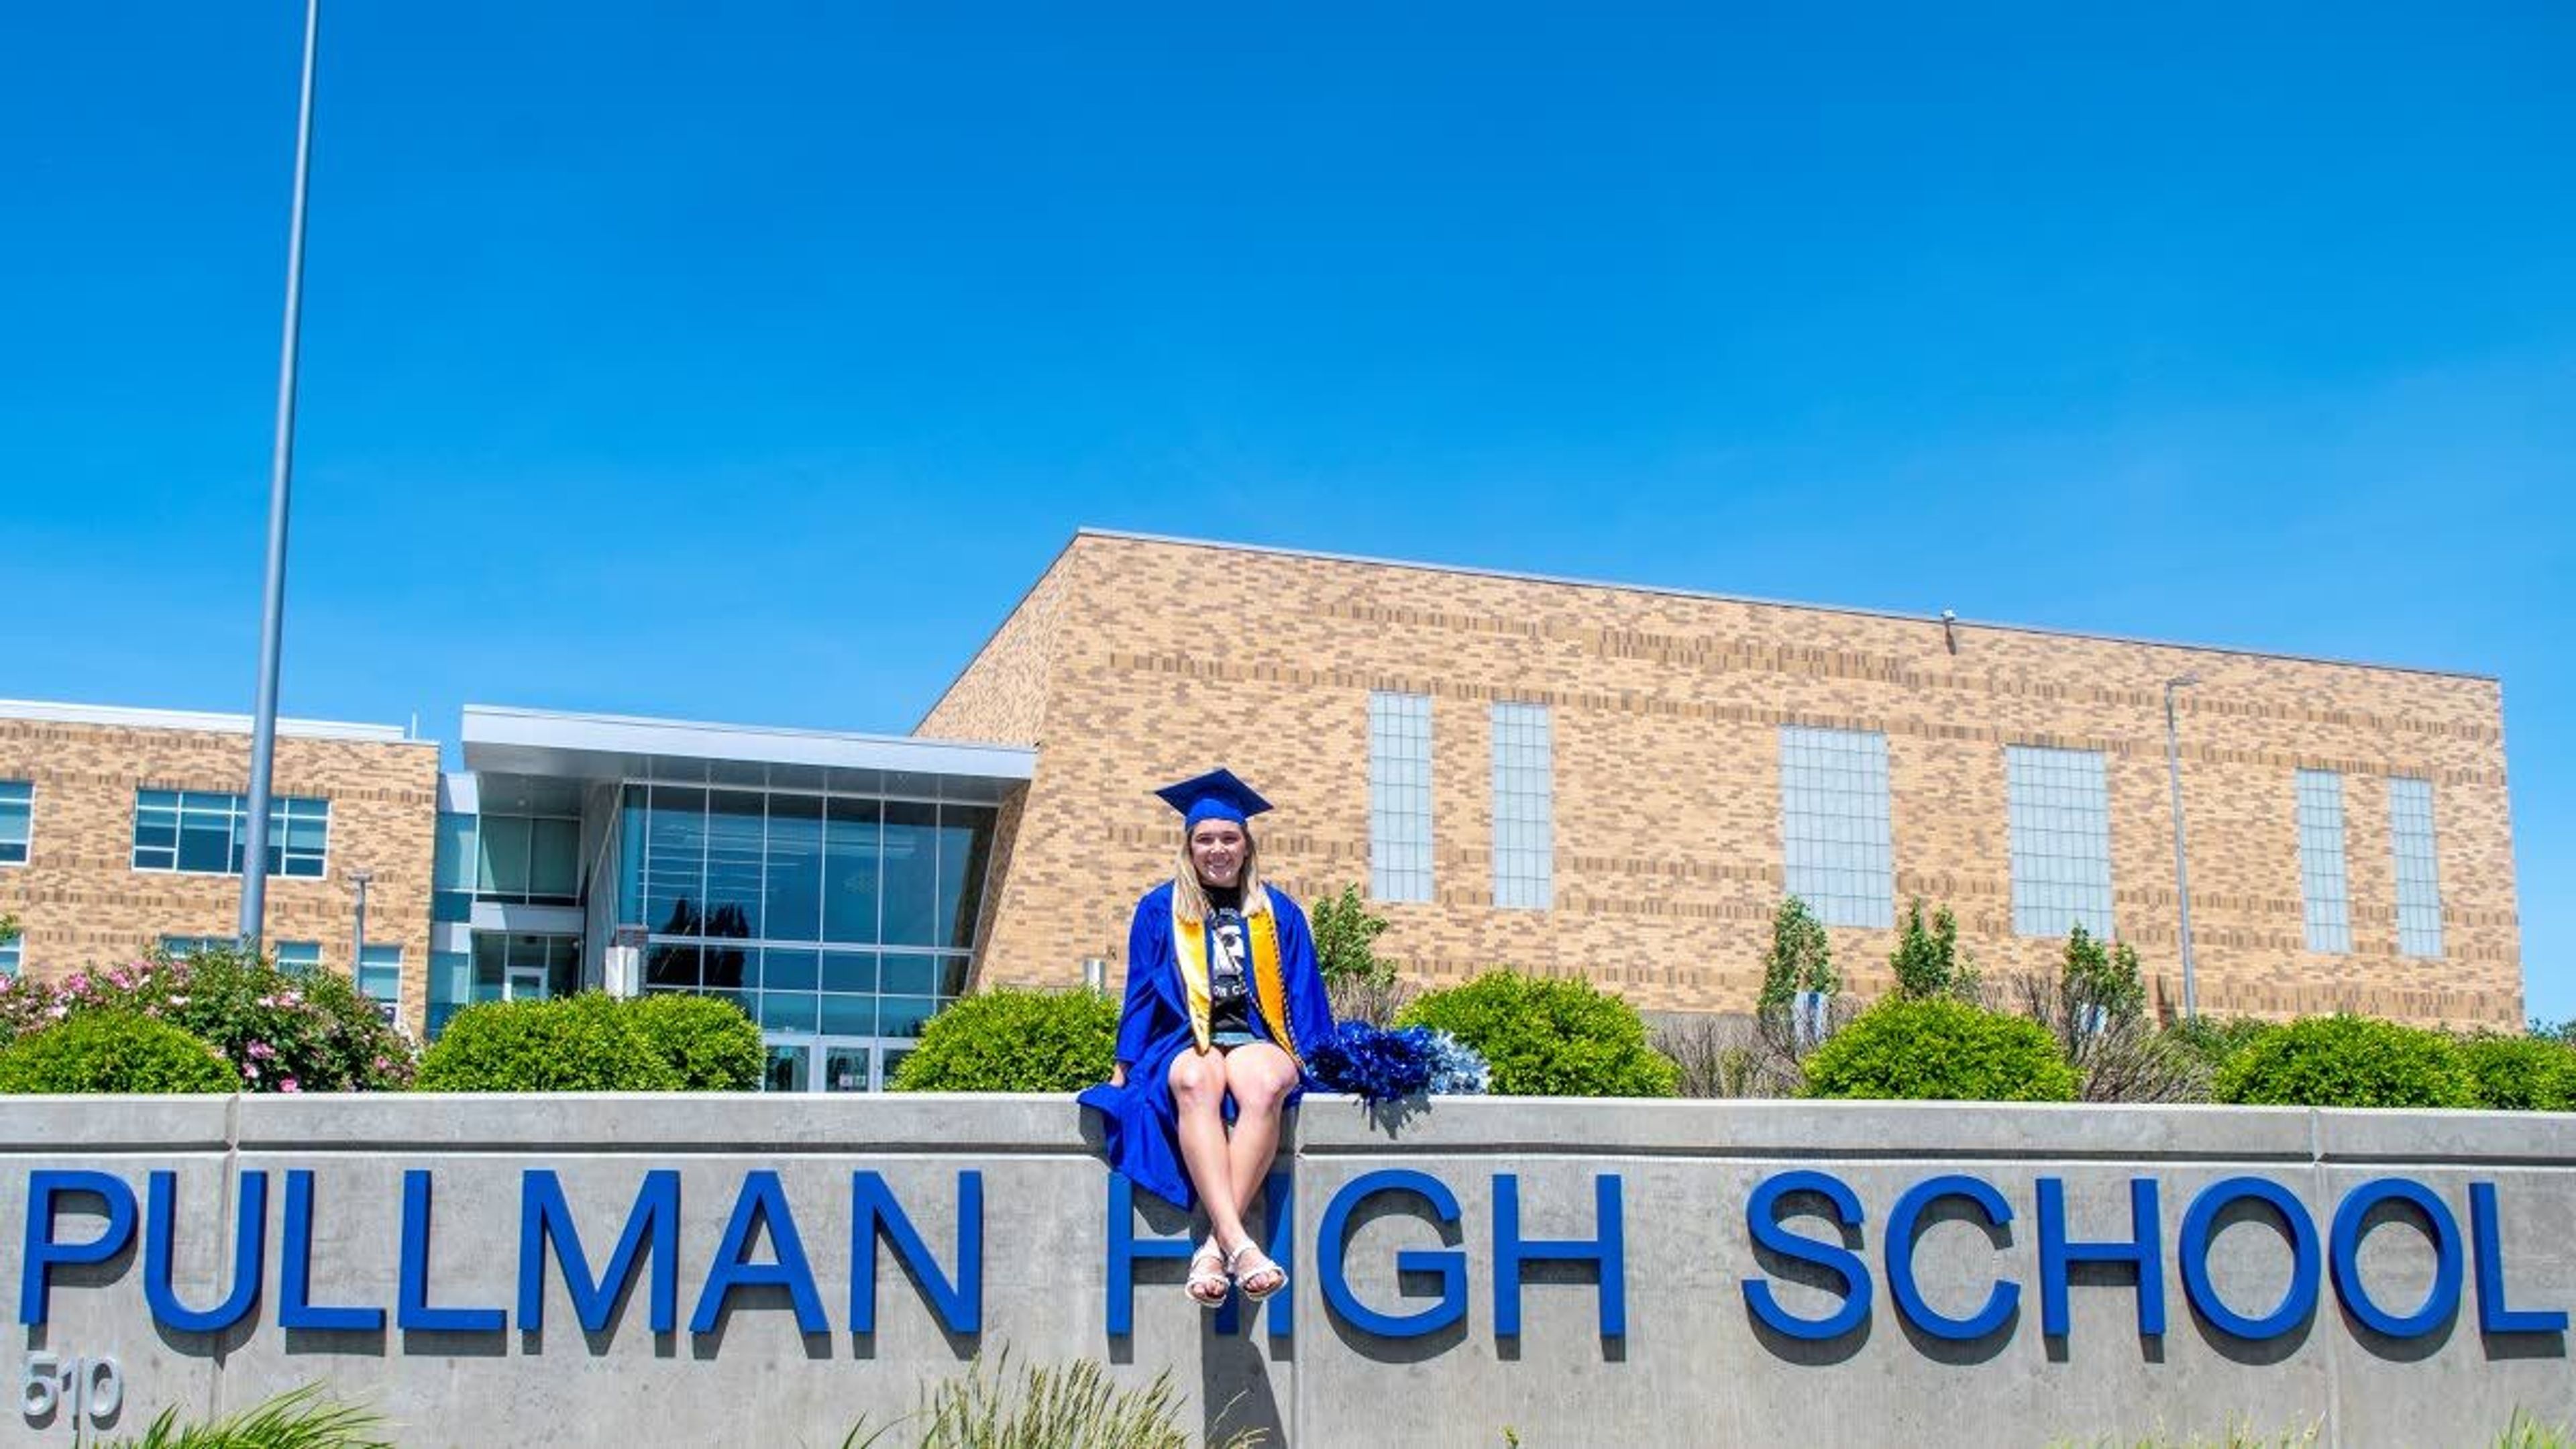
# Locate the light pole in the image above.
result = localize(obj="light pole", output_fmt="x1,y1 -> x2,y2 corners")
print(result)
238,0 -> 323,948
2164,674 -> 2201,1018
349,867 -> 373,977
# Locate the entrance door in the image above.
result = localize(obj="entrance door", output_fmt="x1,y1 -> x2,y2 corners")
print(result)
761,1034 -> 888,1092
504,964 -> 548,1001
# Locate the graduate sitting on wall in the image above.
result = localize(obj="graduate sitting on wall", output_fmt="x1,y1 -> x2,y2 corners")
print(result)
1078,768 -> 1335,1306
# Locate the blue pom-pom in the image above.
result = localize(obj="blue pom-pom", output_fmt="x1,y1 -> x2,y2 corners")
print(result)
1310,1021 -> 1489,1102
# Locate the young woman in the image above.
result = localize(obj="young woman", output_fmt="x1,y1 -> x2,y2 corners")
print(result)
1077,768 -> 1334,1306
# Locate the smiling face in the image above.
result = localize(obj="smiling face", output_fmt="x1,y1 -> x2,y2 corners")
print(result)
1188,819 -> 1248,889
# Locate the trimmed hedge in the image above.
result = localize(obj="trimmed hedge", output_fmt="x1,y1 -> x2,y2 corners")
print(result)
0,1011 -> 237,1094
2213,1014 -> 2477,1109
892,988 -> 1118,1092
415,994 -> 683,1092
1803,997 -> 2080,1103
627,992 -> 764,1090
2455,1033 -> 2576,1112
1396,969 -> 1678,1097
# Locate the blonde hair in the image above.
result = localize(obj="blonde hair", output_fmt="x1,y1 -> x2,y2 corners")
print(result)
1171,822 -> 1269,924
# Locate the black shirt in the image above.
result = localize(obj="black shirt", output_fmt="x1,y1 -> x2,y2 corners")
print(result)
1206,885 -> 1252,1036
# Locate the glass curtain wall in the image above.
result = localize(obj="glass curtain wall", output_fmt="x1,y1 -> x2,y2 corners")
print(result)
618,782 -> 996,1089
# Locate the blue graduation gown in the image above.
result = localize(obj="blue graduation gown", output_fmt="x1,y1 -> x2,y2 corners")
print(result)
1077,881 -> 1335,1212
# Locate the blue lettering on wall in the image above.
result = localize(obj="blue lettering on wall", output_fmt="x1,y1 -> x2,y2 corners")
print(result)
1884,1174 -> 2018,1340
1102,1172 -> 1291,1340
1741,1169 -> 1872,1340
2176,1177 -> 2318,1341
2330,1177 -> 2462,1338
145,1170 -> 266,1334
2037,1177 -> 2164,1338
518,1169 -> 681,1335
850,1170 -> 981,1335
1493,1173 -> 1625,1338
398,1169 -> 506,1333
2469,1181 -> 2567,1335
19,1170 -> 136,1326
1318,1169 -> 1468,1338
690,1170 -> 827,1335
279,1169 -> 383,1332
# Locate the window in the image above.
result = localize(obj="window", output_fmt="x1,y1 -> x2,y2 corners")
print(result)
132,791 -> 329,877
1369,692 -> 1434,903
2388,777 -> 2443,958
2295,769 -> 2351,954
1779,726 -> 1894,928
359,944 -> 402,1009
0,938 -> 19,977
0,780 -> 30,865
274,941 -> 322,976
2005,745 -> 2114,938
160,935 -> 232,959
1490,702 -> 1553,910
433,812 -> 477,922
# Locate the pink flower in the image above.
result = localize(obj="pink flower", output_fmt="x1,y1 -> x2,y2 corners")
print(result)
246,1041 -> 277,1061
278,1078 -> 301,1093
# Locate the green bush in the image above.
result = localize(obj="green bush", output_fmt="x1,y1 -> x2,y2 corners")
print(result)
0,1011 -> 237,1094
1802,996 -> 2080,1102
1396,969 -> 1678,1097
2213,1014 -> 2477,1109
57,945 -> 415,1091
2161,1014 -> 2278,1076
627,991 -> 763,1090
2455,1033 -> 2576,1112
414,994 -> 683,1092
892,989 -> 1117,1092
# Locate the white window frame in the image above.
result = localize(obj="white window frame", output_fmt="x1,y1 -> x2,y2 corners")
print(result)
0,780 -> 32,867
1368,692 -> 1435,904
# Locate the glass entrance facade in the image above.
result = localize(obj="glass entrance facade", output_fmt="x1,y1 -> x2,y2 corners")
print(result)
616,782 -> 996,1088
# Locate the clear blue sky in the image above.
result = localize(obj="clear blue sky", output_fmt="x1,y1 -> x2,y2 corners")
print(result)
3,5 -> 2569,1012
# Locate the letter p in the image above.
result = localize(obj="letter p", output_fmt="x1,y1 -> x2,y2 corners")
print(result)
21,1171 -> 138,1325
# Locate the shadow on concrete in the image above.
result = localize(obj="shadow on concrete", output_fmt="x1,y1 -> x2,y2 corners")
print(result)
685,1286 -> 833,1361
1201,1311 -> 1287,1448
2042,1260 -> 2164,1364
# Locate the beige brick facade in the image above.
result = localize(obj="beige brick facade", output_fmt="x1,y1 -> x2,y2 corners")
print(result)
922,532 -> 2522,1028
0,708 -> 441,1032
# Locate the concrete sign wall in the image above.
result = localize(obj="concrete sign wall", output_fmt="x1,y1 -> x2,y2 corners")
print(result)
7,1094 -> 2574,1448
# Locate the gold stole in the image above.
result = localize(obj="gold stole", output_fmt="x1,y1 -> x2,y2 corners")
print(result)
1171,894 -> 1301,1066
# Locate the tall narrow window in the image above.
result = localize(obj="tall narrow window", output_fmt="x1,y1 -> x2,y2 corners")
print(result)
1490,702 -> 1552,910
2006,745 -> 2114,938
2387,776 -> 2443,959
1779,726 -> 1893,928
0,780 -> 30,865
0,938 -> 19,977
2295,768 -> 2351,954
1368,692 -> 1434,903
359,944 -> 403,1009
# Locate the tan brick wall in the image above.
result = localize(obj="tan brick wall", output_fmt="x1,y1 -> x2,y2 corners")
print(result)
0,717 -> 442,1032
925,534 -> 2521,1028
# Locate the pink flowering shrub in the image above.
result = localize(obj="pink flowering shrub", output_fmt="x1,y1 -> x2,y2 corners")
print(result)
45,945 -> 415,1092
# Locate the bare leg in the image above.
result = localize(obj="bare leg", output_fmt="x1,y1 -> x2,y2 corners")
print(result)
1220,1042 -> 1300,1237
1167,1049 -> 1248,1252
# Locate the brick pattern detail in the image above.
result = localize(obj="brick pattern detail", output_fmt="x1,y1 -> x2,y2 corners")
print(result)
922,534 -> 2522,1028
0,718 -> 441,1032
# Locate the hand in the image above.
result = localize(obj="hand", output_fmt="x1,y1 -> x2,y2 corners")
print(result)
1109,1064 -> 1128,1089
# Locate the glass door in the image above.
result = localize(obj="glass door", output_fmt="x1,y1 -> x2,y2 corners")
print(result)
761,1034 -> 891,1092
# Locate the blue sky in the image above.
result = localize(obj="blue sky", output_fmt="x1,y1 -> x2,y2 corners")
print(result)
4,5 -> 2569,1012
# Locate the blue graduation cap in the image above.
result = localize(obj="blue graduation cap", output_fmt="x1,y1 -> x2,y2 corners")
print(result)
1155,767 -> 1274,831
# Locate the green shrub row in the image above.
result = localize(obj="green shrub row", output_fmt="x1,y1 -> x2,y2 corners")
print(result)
413,992 -> 762,1092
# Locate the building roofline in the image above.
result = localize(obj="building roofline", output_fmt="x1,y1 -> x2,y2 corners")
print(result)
910,532 -> 1085,733
461,704 -> 1036,782
1069,528 -> 2500,684
0,698 -> 425,744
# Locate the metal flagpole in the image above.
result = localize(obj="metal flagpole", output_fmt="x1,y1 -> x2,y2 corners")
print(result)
239,0 -> 323,948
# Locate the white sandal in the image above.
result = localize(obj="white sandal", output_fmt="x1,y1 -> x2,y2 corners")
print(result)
1187,1239 -> 1231,1307
1227,1241 -> 1288,1302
